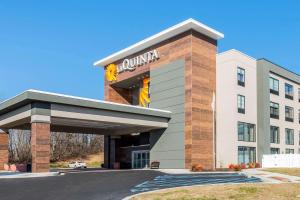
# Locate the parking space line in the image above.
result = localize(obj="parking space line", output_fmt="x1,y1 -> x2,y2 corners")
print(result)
131,173 -> 261,193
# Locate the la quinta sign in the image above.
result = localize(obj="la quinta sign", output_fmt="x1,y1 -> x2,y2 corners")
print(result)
117,49 -> 159,73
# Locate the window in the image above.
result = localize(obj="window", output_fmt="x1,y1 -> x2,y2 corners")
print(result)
285,83 -> 294,100
237,95 -> 245,114
269,77 -> 279,95
285,106 -> 294,122
271,148 -> 280,154
298,88 -> 300,102
237,67 -> 245,87
285,148 -> 294,154
238,122 -> 256,142
270,102 -> 279,119
270,126 -> 280,144
238,146 -> 256,164
285,128 -> 294,145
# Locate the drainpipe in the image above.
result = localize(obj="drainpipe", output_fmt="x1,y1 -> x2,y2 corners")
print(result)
211,92 -> 216,170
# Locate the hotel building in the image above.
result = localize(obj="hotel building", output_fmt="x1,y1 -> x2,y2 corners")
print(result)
216,50 -> 300,168
0,19 -> 299,172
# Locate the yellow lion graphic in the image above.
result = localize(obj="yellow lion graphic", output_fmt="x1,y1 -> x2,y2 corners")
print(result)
139,77 -> 150,107
106,64 -> 117,81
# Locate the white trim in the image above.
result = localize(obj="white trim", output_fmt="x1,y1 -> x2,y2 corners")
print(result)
31,115 -> 51,123
217,49 -> 256,61
0,110 -> 31,127
26,89 -> 171,114
94,18 -> 224,67
51,109 -> 168,128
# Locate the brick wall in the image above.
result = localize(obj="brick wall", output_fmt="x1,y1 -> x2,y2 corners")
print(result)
185,31 -> 217,170
31,123 -> 50,173
104,30 -> 217,170
0,132 -> 8,170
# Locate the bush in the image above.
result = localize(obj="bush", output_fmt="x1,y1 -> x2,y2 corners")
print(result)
248,162 -> 255,168
233,164 -> 242,171
191,164 -> 203,172
229,162 -> 261,171
241,163 -> 247,169
255,162 -> 261,168
228,164 -> 235,170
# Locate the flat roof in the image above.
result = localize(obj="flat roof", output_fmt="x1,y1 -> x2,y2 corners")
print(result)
258,59 -> 300,85
94,18 -> 224,67
0,90 -> 171,118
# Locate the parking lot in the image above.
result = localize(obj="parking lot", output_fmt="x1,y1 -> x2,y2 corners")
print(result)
0,170 -> 260,200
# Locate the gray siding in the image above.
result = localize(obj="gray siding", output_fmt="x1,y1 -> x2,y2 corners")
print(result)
256,59 -> 300,162
149,59 -> 185,169
257,60 -> 271,162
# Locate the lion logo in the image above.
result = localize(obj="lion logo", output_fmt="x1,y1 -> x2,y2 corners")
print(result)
105,64 -> 117,81
139,77 -> 150,107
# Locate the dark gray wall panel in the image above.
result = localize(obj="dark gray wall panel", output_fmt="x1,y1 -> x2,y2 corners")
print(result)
257,60 -> 271,163
150,59 -> 185,169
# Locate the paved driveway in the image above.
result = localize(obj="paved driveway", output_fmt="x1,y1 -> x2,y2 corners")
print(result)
0,170 -> 164,200
0,170 -> 261,200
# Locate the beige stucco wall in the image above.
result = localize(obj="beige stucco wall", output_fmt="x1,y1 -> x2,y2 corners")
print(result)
216,49 -> 257,168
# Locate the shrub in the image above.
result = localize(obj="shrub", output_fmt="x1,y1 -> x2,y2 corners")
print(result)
233,164 -> 242,171
241,163 -> 247,169
248,162 -> 255,168
191,164 -> 203,172
255,162 -> 261,168
228,164 -> 235,170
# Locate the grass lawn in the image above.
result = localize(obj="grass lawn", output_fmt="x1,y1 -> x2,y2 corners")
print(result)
262,168 -> 300,177
50,153 -> 103,168
131,183 -> 300,200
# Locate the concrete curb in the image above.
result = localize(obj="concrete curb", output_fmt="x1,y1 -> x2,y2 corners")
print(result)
0,172 -> 62,179
242,168 -> 300,183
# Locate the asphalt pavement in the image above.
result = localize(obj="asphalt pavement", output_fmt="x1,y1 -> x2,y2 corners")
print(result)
0,170 -> 163,200
0,170 -> 261,200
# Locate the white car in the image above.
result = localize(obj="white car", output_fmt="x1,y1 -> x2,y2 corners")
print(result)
68,161 -> 87,169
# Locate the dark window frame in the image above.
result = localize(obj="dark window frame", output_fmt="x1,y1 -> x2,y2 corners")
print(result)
237,95 -> 245,114
270,102 -> 279,119
237,67 -> 245,87
285,83 -> 294,100
285,106 -> 294,122
238,146 -> 256,164
285,128 -> 294,145
270,126 -> 280,144
270,148 -> 280,154
238,122 -> 256,142
269,77 -> 279,95
285,148 -> 294,154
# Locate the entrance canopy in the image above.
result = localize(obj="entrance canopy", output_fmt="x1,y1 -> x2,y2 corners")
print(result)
0,90 -> 171,135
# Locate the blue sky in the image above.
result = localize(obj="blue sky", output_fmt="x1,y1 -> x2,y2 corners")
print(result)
0,1 -> 299,101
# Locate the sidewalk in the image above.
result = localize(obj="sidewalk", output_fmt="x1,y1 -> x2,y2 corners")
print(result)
0,171 -> 61,179
242,168 -> 300,183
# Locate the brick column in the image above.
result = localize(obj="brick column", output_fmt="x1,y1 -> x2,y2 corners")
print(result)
0,131 -> 8,170
31,123 -> 50,173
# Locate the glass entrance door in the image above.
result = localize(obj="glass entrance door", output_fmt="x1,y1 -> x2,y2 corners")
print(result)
132,151 -> 150,169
